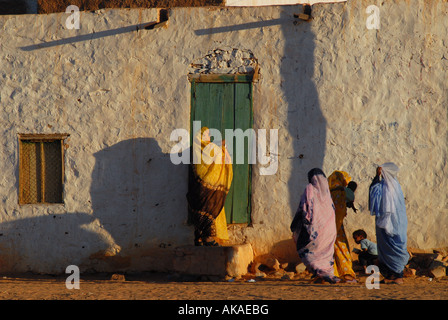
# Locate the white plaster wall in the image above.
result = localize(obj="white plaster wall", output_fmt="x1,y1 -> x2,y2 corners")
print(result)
317,0 -> 448,254
0,0 -> 446,273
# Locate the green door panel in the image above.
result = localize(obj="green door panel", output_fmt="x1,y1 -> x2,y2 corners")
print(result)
191,80 -> 252,224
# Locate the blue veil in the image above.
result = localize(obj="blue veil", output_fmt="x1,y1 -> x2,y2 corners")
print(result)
369,163 -> 409,274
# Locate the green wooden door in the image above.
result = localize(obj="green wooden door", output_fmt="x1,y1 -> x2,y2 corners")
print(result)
190,78 -> 252,224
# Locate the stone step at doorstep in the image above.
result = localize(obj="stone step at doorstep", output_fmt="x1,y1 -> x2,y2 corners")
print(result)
172,243 -> 254,279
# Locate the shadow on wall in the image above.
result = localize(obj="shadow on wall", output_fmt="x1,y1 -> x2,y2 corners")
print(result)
0,138 -> 190,274
0,211 -> 106,274
19,22 -> 153,51
282,7 -> 326,210
276,7 -> 326,263
89,138 -> 191,271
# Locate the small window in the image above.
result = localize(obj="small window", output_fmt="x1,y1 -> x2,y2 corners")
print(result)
19,134 -> 69,204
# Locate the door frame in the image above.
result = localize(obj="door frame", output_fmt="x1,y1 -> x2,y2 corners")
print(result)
188,73 -> 255,225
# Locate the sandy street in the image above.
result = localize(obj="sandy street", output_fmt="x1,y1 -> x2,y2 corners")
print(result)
0,271 -> 446,301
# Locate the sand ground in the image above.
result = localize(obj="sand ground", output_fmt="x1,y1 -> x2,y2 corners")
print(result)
0,271 -> 446,300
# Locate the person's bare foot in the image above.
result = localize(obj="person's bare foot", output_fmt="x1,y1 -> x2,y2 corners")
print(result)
343,275 -> 358,283
380,277 -> 403,284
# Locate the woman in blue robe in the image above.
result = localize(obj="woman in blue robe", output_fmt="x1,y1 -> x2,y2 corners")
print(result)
369,163 -> 409,284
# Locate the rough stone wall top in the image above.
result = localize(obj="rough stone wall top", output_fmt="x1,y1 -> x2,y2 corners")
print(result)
0,0 -> 225,15
189,48 -> 258,74
36,0 -> 224,14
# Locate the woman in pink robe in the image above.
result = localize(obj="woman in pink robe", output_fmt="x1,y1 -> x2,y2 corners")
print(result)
290,168 -> 340,284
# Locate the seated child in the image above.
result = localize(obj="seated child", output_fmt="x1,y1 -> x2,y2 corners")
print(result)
352,229 -> 378,273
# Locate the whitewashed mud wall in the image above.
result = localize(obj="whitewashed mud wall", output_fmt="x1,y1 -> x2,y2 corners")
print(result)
0,0 -> 446,273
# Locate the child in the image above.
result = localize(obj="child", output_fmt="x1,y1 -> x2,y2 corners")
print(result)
352,229 -> 378,273
345,181 -> 358,213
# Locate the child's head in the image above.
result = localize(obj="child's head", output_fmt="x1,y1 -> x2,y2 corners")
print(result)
353,229 -> 367,244
347,181 -> 357,192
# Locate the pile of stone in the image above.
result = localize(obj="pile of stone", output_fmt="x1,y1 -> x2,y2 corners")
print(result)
246,250 -> 448,281
404,251 -> 448,279
248,258 -> 310,280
